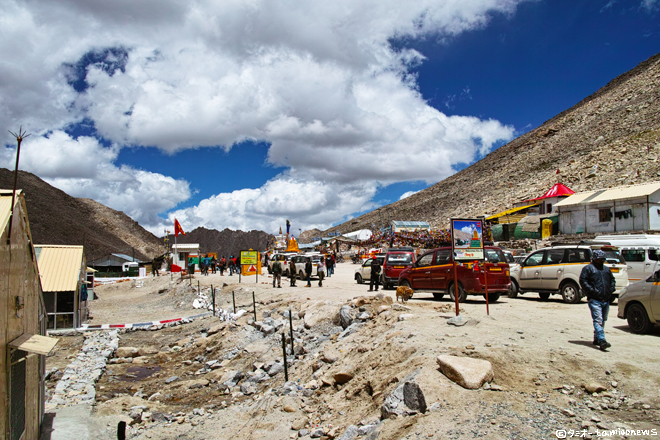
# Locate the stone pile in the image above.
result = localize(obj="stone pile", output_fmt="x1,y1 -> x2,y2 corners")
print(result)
46,330 -> 119,409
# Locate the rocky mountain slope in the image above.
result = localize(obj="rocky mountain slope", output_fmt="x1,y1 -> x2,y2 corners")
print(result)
324,52 -> 660,235
0,169 -> 164,260
168,227 -> 272,258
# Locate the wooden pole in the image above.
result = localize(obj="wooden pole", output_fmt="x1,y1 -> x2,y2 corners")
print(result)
252,291 -> 257,321
289,309 -> 294,354
232,290 -> 236,314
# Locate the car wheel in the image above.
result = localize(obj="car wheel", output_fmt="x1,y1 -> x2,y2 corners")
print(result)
539,292 -> 551,301
299,270 -> 305,280
484,292 -> 500,302
627,303 -> 653,334
356,274 -> 363,284
448,283 -> 467,303
561,282 -> 581,304
284,269 -> 289,277
508,280 -> 518,298
432,292 -> 445,300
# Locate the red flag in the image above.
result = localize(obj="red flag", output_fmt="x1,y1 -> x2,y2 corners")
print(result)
174,219 -> 186,237
556,169 -> 560,174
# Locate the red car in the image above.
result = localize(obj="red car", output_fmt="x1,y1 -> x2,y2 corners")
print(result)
381,247 -> 416,290
397,246 -> 510,302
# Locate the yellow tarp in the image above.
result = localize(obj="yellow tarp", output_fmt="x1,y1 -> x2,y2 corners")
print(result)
486,203 -> 539,221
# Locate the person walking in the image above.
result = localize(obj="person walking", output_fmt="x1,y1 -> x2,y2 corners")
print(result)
325,255 -> 333,277
272,256 -> 282,288
369,258 -> 381,292
305,258 -> 313,287
229,255 -> 234,275
579,249 -> 615,350
220,257 -> 226,275
317,258 -> 326,287
289,259 -> 297,287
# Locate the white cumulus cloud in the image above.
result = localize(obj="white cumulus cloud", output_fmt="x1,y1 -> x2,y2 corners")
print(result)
0,0 -> 528,233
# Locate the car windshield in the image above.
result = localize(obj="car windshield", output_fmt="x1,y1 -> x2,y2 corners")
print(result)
485,249 -> 507,263
387,254 -> 413,263
601,249 -> 624,264
504,253 -> 515,263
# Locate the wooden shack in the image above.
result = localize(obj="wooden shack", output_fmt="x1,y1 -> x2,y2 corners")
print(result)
1,189 -> 58,440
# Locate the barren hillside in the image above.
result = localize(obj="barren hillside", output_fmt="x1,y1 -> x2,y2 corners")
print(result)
326,52 -> 660,234
168,227 -> 272,258
0,169 -> 163,260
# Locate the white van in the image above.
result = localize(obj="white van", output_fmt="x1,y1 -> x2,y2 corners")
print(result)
595,235 -> 660,283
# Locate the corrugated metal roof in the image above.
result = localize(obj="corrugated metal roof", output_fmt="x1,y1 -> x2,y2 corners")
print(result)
112,253 -> 137,261
391,221 -> 430,227
556,182 -> 660,208
35,245 -> 84,292
0,190 -> 20,232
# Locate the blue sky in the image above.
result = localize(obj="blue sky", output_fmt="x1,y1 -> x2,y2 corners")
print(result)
1,0 -> 659,235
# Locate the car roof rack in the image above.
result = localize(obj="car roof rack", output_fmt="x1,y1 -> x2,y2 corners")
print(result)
551,240 -> 612,247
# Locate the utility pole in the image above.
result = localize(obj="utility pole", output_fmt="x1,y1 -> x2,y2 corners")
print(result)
6,126 -> 31,244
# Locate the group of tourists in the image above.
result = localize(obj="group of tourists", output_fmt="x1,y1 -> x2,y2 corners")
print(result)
190,255 -> 240,276
270,253 -> 337,288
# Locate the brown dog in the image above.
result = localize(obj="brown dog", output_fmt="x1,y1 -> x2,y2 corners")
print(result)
396,286 -> 414,303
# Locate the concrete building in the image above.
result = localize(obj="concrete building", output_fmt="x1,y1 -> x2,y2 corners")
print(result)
35,245 -> 87,330
172,242 -> 199,271
556,181 -> 660,234
1,190 -> 58,440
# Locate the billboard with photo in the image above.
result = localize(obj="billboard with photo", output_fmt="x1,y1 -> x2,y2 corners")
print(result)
451,218 -> 484,260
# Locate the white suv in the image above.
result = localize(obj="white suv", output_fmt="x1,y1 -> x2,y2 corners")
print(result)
509,245 -> 628,303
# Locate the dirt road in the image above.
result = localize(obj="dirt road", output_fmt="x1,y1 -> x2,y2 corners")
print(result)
51,263 -> 660,439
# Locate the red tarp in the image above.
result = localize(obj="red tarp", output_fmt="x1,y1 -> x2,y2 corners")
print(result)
532,183 -> 574,200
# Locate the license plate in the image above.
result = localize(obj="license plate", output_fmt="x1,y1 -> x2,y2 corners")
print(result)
394,266 -> 404,269
489,267 -> 502,272
610,268 -> 619,273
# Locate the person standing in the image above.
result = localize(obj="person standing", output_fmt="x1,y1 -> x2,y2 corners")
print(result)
369,258 -> 381,292
305,258 -> 313,287
325,255 -> 333,277
289,259 -> 297,287
229,255 -> 234,275
220,256 -> 226,275
579,249 -> 615,350
317,258 -> 326,287
272,256 -> 282,288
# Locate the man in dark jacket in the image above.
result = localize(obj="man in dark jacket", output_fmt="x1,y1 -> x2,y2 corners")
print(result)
272,256 -> 282,288
289,259 -> 297,287
305,258 -> 312,287
579,249 -> 615,350
369,258 -> 381,292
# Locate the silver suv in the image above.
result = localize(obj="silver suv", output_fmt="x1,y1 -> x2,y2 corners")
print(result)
509,245 -> 628,303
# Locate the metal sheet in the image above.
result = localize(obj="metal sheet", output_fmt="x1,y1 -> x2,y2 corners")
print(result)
9,333 -> 59,356
34,245 -> 84,292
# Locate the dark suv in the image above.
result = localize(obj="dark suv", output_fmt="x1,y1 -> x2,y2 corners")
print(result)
381,247 -> 416,289
398,246 -> 511,302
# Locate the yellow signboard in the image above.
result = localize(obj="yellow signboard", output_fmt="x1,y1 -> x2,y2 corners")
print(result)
241,250 -> 259,266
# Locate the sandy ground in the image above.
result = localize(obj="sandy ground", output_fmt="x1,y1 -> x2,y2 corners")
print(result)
49,263 -> 660,440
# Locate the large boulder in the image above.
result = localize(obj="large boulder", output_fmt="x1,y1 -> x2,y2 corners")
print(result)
436,355 -> 493,389
116,347 -> 139,358
381,368 -> 426,419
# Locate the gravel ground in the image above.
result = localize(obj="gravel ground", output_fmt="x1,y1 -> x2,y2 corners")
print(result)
51,263 -> 660,440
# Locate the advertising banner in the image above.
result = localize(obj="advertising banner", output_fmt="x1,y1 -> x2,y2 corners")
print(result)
451,218 -> 484,261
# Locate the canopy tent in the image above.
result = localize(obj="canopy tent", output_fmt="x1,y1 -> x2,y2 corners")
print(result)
532,183 -> 575,200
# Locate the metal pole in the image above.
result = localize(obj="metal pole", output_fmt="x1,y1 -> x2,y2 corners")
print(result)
484,262 -> 490,316
453,261 -> 460,316
232,291 -> 236,314
252,291 -> 257,321
6,127 -> 30,245
198,280 -> 200,296
212,285 -> 215,317
289,309 -> 294,354
281,333 -> 288,382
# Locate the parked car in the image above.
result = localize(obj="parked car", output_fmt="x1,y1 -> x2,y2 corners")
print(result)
293,253 -> 325,280
381,247 -> 416,290
509,244 -> 628,303
513,254 -> 529,264
595,234 -> 660,283
354,255 -> 386,285
397,246 -> 510,302
267,253 -> 296,276
503,250 -> 521,298
617,270 -> 660,333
